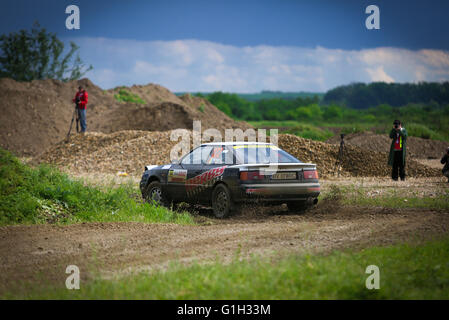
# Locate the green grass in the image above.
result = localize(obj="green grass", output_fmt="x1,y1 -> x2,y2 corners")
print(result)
406,123 -> 446,141
0,148 -> 193,226
285,124 -> 334,141
7,237 -> 449,299
249,120 -> 304,128
114,88 -> 146,104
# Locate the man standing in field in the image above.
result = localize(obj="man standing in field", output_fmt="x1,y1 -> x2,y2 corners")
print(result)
388,120 -> 407,181
72,85 -> 88,133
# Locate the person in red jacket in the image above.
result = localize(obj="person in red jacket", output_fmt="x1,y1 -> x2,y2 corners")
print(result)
72,85 -> 88,133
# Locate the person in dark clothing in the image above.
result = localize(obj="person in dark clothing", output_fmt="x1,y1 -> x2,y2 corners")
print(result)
441,147 -> 449,183
387,120 -> 407,181
72,85 -> 88,133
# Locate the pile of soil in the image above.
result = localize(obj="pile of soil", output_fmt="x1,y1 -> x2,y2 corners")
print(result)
280,134 -> 440,178
1,78 -> 251,157
0,77 -> 112,156
326,131 -> 448,160
36,131 -> 440,178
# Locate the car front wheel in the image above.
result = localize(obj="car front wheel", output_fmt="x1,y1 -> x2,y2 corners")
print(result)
145,181 -> 169,207
211,184 -> 232,218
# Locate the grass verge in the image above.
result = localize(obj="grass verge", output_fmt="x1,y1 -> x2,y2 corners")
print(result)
0,148 -> 194,225
6,237 -> 449,299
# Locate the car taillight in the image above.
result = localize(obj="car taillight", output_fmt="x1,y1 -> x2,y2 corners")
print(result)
304,170 -> 319,179
240,171 -> 265,180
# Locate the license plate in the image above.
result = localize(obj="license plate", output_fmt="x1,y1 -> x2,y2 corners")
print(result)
271,172 -> 297,180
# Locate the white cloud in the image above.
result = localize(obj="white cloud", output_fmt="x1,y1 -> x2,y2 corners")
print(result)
72,37 -> 449,92
365,66 -> 395,83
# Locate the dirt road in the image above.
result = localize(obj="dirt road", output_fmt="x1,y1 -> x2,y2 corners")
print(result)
1,203 -> 448,295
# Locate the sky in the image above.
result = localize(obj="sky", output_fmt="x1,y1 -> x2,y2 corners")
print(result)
1,0 -> 449,92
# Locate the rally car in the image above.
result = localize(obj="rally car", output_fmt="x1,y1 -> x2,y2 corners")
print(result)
140,142 -> 320,218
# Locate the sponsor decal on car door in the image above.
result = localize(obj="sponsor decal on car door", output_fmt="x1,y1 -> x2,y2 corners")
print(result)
186,166 -> 226,197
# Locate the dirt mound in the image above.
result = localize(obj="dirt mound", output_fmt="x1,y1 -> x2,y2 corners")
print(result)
102,86 -> 252,134
95,102 -> 195,133
110,83 -> 185,106
36,130 -> 440,178
1,78 -> 252,157
326,132 -> 448,160
178,94 -> 251,130
0,77 -> 112,156
279,134 -> 440,178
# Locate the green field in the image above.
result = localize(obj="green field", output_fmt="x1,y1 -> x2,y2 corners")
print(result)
195,88 -> 449,142
175,90 -> 325,101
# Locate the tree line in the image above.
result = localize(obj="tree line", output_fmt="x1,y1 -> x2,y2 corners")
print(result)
322,82 -> 449,109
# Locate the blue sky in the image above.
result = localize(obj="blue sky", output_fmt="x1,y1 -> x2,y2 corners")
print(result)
1,0 -> 449,91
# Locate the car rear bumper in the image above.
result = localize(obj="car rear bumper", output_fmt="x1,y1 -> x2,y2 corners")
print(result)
234,182 -> 320,202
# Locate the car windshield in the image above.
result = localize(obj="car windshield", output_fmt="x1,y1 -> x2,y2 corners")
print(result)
233,145 -> 301,164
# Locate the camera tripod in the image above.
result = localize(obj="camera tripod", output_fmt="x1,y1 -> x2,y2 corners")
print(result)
66,106 -> 80,141
334,134 -> 345,177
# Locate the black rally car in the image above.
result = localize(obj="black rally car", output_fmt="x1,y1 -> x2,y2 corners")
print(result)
140,142 -> 320,218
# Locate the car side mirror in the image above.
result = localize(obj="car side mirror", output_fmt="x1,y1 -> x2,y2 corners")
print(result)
171,159 -> 179,165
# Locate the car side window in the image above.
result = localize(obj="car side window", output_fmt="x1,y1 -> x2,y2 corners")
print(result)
205,146 -> 224,164
181,146 -> 213,165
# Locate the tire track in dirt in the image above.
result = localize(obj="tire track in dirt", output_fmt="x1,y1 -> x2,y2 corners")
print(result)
1,206 -> 448,295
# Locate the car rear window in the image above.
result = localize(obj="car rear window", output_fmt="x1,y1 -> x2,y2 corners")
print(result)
233,145 -> 301,164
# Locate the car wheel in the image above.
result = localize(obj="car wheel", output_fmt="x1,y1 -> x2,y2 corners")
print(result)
286,201 -> 308,214
211,184 -> 232,218
145,181 -> 169,207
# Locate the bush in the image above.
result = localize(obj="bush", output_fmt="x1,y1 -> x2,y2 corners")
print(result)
114,89 -> 146,104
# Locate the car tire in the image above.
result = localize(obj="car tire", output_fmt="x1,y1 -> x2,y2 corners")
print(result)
286,201 -> 308,214
144,181 -> 169,207
211,184 -> 233,218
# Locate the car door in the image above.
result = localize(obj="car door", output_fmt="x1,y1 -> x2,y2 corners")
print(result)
169,145 -> 213,202
198,145 -> 230,201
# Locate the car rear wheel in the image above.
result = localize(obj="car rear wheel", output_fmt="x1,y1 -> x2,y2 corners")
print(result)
145,181 -> 169,207
211,184 -> 232,218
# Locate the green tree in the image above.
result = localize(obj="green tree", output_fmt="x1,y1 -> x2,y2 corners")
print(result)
323,105 -> 343,121
215,101 -> 233,117
0,22 -> 92,81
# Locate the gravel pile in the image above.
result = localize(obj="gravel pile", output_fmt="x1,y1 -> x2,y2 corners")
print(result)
36,131 -> 440,178
279,134 -> 440,178
326,131 -> 449,160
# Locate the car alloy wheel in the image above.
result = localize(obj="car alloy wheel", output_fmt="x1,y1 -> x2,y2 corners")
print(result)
150,187 -> 162,203
145,181 -> 167,207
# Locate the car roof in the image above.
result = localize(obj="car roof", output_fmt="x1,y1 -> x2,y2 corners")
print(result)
201,141 -> 273,146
